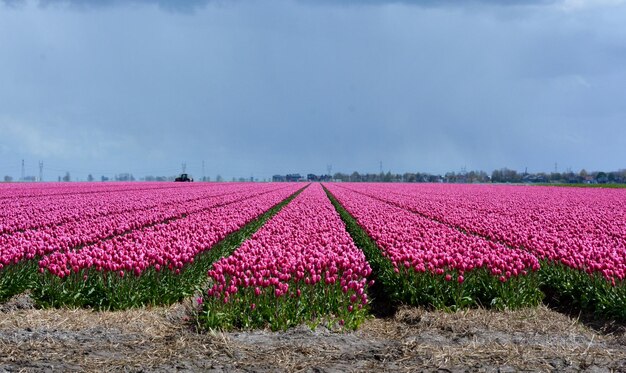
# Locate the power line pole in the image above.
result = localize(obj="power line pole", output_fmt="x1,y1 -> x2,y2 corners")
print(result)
182,162 -> 187,173
21,159 -> 25,181
39,161 -> 43,182
379,161 -> 383,174
202,160 -> 205,182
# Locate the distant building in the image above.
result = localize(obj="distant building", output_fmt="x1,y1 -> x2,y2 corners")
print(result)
115,173 -> 135,182
307,174 -> 332,182
286,174 -> 302,182
272,173 -> 332,182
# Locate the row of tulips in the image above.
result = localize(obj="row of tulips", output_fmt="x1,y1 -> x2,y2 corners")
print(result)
199,183 -> 372,330
33,184 -> 303,309
0,183 -> 300,303
0,182 -> 256,235
0,181 -> 185,201
1,183 -> 287,269
335,183 -> 626,283
323,184 -> 543,310
332,183 -> 626,319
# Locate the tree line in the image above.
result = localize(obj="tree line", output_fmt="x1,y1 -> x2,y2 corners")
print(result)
329,168 -> 626,184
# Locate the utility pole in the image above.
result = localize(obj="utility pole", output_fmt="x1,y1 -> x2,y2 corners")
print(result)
379,161 -> 383,175
182,162 -> 187,173
21,159 -> 25,181
39,161 -> 43,182
326,164 -> 332,177
202,160 -> 205,181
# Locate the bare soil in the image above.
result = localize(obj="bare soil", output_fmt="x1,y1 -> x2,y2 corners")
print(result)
1,293 -> 625,372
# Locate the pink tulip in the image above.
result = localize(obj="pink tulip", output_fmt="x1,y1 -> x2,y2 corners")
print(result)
325,182 -> 625,284
325,183 -> 540,282
204,184 -> 372,310
34,183 -> 301,278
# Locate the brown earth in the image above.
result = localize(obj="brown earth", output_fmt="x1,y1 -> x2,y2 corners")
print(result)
1,293 -> 625,372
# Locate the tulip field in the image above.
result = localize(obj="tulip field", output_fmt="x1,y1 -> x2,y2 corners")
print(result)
199,183 -> 371,330
1,181 -> 625,329
325,183 -> 626,319
1,182 -> 303,307
324,184 -> 543,310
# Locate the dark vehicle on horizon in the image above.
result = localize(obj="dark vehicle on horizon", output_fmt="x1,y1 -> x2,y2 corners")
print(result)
175,173 -> 193,182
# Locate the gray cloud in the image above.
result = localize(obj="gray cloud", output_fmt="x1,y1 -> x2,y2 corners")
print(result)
2,0 -> 218,12
301,0 -> 557,6
1,0 -> 559,11
0,0 -> 625,180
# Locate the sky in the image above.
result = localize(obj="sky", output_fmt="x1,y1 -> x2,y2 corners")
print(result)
0,0 -> 625,181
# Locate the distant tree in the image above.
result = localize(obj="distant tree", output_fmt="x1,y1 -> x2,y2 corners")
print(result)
608,172 -> 617,183
383,171 -> 392,182
62,172 -> 71,182
491,168 -> 520,183
491,169 -> 502,183
87,174 -> 94,182
333,172 -> 349,182
404,173 -> 417,183
445,172 -> 457,183
216,175 -> 223,182
363,173 -> 377,182
467,170 -> 489,183
550,172 -> 562,182
3,175 -> 12,182
114,173 -> 134,182
504,168 -> 520,183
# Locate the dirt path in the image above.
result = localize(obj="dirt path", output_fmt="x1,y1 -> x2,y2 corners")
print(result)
1,294 -> 625,372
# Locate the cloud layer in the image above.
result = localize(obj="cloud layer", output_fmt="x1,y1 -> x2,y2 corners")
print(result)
0,0 -> 625,180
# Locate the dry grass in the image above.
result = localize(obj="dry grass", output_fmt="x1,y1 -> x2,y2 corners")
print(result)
364,305 -> 626,371
1,294 -> 625,372
0,298 -> 221,371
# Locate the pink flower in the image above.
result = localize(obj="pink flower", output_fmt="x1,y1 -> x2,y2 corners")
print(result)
203,184 -> 372,311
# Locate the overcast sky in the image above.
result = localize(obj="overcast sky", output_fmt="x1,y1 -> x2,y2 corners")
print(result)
1,0 -> 625,181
